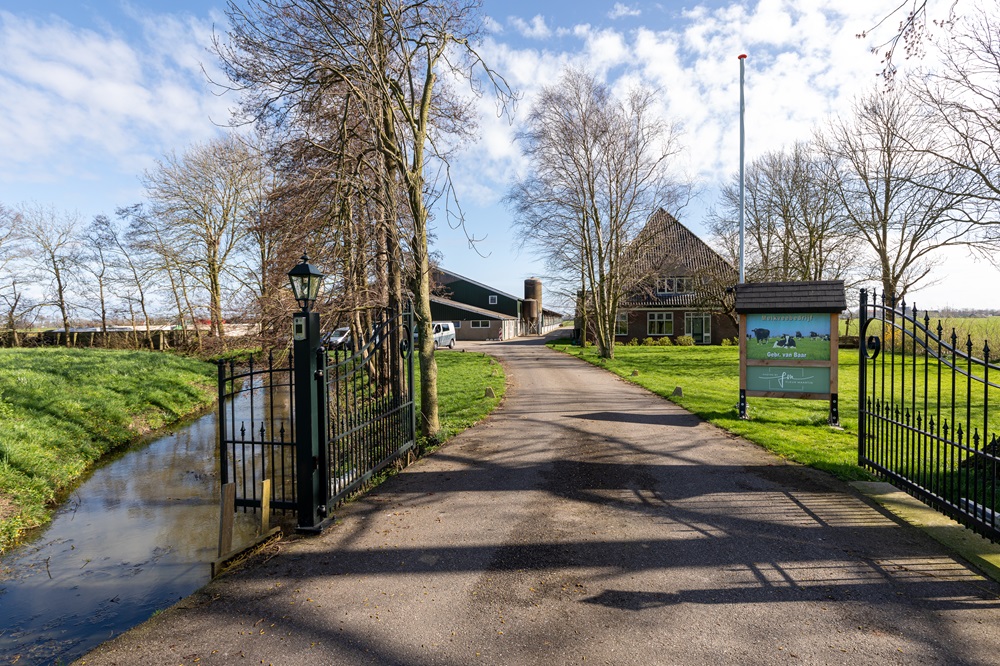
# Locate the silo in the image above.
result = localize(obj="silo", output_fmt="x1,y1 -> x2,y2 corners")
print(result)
523,298 -> 538,329
524,278 -> 543,334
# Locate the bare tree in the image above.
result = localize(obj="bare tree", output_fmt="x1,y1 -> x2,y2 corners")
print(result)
18,205 -> 81,345
859,0 -> 958,81
142,135 -> 262,339
216,0 -> 514,438
708,142 -> 860,284
506,67 -> 688,359
77,216 -> 116,338
912,5 -> 1000,226
818,85 -> 989,301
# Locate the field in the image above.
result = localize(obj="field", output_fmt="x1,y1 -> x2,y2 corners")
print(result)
842,315 -> 1000,355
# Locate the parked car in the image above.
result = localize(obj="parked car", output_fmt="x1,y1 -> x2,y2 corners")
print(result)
323,327 -> 352,349
413,321 -> 457,349
432,321 -> 456,349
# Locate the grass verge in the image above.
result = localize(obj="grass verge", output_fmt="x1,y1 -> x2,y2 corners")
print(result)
418,349 -> 506,448
0,348 -> 217,553
549,340 -> 872,481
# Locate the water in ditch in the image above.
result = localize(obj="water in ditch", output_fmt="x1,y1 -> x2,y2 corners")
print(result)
0,397 -> 269,665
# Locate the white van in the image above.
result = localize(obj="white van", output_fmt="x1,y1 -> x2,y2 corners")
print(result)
432,321 -> 456,349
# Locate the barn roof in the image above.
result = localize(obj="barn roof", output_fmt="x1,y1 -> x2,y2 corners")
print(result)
734,280 -> 847,314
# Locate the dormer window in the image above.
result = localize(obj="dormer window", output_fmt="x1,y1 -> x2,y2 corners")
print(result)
656,276 -> 694,294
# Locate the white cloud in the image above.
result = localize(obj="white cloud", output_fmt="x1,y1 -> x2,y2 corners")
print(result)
0,9 -> 230,201
608,3 -> 641,20
509,14 -> 552,40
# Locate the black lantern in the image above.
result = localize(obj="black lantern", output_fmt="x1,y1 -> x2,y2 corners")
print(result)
287,253 -> 324,310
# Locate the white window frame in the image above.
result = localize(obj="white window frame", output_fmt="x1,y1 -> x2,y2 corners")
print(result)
647,312 -> 673,336
615,312 -> 629,336
684,312 -> 711,344
488,295 -> 498,305
470,320 -> 490,328
453,321 -> 462,328
656,276 -> 694,294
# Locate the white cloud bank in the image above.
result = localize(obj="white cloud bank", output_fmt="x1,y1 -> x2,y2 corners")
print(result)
0,8 -> 231,208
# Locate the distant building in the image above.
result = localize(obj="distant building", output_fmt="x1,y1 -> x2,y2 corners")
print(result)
430,268 -> 562,341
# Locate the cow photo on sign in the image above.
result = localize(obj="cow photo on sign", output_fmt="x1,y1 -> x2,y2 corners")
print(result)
745,313 -> 831,361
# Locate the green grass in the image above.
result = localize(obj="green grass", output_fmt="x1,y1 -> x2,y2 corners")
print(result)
550,340 -> 870,481
419,350 -> 506,445
0,348 -> 217,553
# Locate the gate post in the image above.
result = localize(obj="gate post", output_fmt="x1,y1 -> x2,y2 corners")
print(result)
858,288 -> 868,465
288,255 -> 327,532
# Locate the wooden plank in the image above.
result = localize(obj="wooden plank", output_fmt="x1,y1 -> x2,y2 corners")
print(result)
260,479 -> 271,535
745,390 -> 832,400
218,482 -> 235,558
739,314 -> 747,391
830,313 -> 839,393
745,359 -> 832,368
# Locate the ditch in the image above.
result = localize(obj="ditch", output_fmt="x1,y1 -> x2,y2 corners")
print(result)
0,398 -> 263,665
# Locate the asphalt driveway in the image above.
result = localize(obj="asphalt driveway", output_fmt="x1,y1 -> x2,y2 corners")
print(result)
78,336 -> 1000,665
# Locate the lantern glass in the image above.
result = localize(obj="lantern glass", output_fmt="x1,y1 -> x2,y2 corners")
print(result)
287,254 -> 324,309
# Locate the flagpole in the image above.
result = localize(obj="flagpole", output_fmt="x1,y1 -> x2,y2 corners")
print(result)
738,53 -> 747,284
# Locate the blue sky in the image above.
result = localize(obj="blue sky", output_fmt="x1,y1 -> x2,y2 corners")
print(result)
1,0 -> 995,311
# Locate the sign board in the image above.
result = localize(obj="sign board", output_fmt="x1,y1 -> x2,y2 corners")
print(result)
734,281 -> 846,424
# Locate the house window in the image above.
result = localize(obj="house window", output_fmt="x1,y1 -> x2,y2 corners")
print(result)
453,321 -> 462,328
470,320 -> 490,328
656,277 -> 694,294
615,312 -> 629,336
647,312 -> 673,336
488,295 -> 498,305
684,312 -> 711,344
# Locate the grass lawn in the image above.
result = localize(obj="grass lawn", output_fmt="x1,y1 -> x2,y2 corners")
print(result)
418,349 -> 506,446
550,340 -> 871,481
0,348 -> 218,553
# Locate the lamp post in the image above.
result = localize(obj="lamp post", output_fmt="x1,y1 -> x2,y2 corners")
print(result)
287,253 -> 328,531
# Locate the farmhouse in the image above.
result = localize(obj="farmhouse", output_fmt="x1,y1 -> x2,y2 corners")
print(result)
613,209 -> 738,345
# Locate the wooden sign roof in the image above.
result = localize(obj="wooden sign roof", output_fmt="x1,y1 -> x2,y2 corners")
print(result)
734,280 -> 846,314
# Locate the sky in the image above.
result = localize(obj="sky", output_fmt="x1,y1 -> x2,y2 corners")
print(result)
0,0 -> 996,313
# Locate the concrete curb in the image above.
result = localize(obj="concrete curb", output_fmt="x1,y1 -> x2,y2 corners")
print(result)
852,481 -> 1000,583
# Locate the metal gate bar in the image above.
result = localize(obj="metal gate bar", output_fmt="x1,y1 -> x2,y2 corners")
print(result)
218,350 -> 297,511
859,289 -> 1000,542
218,305 -> 415,518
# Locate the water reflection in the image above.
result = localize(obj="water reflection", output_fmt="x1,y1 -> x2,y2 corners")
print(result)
0,397 -> 265,665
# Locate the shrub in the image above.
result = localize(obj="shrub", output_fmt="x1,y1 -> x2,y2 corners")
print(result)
626,337 -> 640,346
642,337 -> 656,346
674,335 -> 696,346
657,336 -> 673,346
720,338 -> 733,346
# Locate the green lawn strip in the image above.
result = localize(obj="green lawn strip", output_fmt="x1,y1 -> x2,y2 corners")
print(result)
416,349 -> 506,446
549,340 -> 872,481
0,348 -> 216,553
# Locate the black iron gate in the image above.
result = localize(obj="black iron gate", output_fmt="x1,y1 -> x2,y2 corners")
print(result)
858,289 -> 1000,542
218,306 -> 415,518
